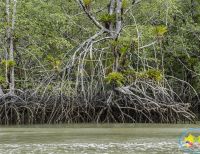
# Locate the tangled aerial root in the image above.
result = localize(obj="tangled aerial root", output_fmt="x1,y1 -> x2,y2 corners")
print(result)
0,80 -> 196,125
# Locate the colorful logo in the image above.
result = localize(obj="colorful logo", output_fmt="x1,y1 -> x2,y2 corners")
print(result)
179,128 -> 200,153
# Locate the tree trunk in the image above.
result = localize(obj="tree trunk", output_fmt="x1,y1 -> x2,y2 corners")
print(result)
115,0 -> 122,38
5,0 -> 10,84
9,0 -> 17,95
0,86 -> 4,96
109,0 -> 115,37
113,0 -> 122,71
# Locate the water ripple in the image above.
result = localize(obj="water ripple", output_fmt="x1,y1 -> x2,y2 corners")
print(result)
0,140 -> 182,154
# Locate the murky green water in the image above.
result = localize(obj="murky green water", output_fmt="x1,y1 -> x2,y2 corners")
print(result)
0,123 -> 199,154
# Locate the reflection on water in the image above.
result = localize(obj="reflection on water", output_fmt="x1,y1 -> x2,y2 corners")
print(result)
0,124 -> 198,154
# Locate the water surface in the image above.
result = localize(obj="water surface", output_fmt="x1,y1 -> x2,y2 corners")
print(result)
0,123 -> 199,154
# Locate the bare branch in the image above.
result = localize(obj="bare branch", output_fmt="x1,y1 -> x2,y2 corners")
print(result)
76,0 -> 107,31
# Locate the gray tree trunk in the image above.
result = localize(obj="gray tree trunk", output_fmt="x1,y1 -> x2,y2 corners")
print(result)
9,0 -> 17,95
113,0 -> 122,71
5,0 -> 10,84
115,0 -> 122,38
0,86 -> 4,96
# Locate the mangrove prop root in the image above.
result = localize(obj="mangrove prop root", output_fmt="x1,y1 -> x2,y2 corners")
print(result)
0,80 -> 196,125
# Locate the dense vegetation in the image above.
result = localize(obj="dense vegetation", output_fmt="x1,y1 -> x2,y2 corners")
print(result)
0,0 -> 200,124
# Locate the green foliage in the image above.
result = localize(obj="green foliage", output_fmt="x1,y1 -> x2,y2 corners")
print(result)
154,25 -> 168,36
105,72 -> 125,87
105,69 -> 162,86
111,37 -> 137,55
0,76 -> 5,84
83,0 -> 92,6
118,37 -> 131,52
100,13 -> 116,23
122,0 -> 128,9
138,69 -> 163,82
122,69 -> 137,83
1,60 -> 16,68
146,69 -> 163,81
46,55 -> 61,71
16,0 -> 72,60
122,69 -> 136,76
